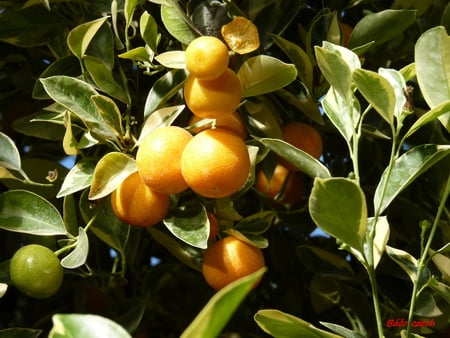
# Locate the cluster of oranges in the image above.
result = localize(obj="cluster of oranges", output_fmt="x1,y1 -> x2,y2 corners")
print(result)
110,35 -> 324,291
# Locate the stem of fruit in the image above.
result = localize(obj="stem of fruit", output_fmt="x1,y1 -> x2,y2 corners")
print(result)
405,175 -> 450,336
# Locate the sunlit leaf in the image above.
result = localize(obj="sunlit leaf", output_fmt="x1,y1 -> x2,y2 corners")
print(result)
138,105 -> 186,143
91,95 -> 124,138
385,246 -> 430,285
124,0 -> 139,29
378,67 -> 407,120
415,26 -> 450,130
254,309 -> 340,338
67,17 -> 108,59
258,138 -> 331,179
49,314 -> 131,338
309,178 -> 367,253
62,111 -> 80,156
366,216 -> 390,268
155,51 -> 186,69
238,55 -> 297,97
60,227 -> 89,269
0,132 -> 21,171
374,144 -> 450,214
429,250 -> 450,283
89,152 -> 136,200
181,268 -> 266,338
140,11 -> 160,52
161,3 -> 197,45
0,190 -> 66,235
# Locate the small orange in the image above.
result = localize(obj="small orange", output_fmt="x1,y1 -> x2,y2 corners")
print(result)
181,128 -> 250,198
279,122 -> 323,171
202,236 -> 265,290
110,172 -> 170,227
188,111 -> 247,140
185,36 -> 229,80
136,126 -> 193,194
184,68 -> 242,119
340,23 -> 353,47
255,163 -> 305,205
207,212 -> 220,242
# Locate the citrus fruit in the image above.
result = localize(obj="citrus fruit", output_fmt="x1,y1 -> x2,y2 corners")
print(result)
207,212 -> 220,242
181,128 -> 250,198
340,23 -> 353,46
280,122 -> 323,170
184,68 -> 242,119
202,236 -> 265,291
110,171 -> 170,227
136,126 -> 193,194
188,111 -> 247,140
185,36 -> 229,80
221,16 -> 260,54
10,244 -> 64,299
255,163 -> 306,205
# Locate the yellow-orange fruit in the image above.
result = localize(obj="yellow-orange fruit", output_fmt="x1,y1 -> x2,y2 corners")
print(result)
185,36 -> 229,80
181,128 -> 250,198
110,172 -> 170,227
188,111 -> 247,140
184,68 -> 242,119
136,126 -> 193,194
202,236 -> 265,291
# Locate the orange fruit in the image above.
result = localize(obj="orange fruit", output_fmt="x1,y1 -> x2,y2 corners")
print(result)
188,111 -> 247,140
207,212 -> 220,242
184,68 -> 242,119
185,36 -> 229,80
202,236 -> 265,291
255,163 -> 305,205
181,128 -> 250,198
136,126 -> 193,194
340,23 -> 353,47
110,172 -> 169,227
280,122 -> 323,171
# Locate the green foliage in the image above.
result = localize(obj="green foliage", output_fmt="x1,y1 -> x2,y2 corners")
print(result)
0,0 -> 449,337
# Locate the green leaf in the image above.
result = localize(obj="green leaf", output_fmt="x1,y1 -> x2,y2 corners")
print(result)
89,152 -> 136,200
140,11 -> 160,52
238,55 -> 298,98
144,69 -> 187,118
84,56 -> 130,104
124,0 -> 139,29
60,227 -> 89,269
321,87 -> 360,142
385,246 -> 430,285
161,3 -> 197,45
374,144 -> 450,214
0,328 -> 42,338
297,245 -> 355,280
258,138 -> 331,179
234,211 -> 276,235
57,159 -> 96,198
155,51 -> 186,69
353,68 -> 395,125
320,322 -> 366,338
91,95 -> 124,137
40,76 -> 117,141
315,42 -> 360,98
0,5 -> 68,47
49,314 -> 131,338
366,216 -> 390,268
0,132 -> 21,171
429,250 -> 450,283
139,105 -> 186,142
163,203 -> 209,249
67,17 -> 108,59
415,26 -> 450,130
148,227 -> 203,271
118,46 -> 152,63
348,9 -> 416,49
271,34 -> 313,90
254,309 -> 340,338
309,178 -> 367,253
413,291 -> 443,317
402,100 -> 450,141
0,190 -> 66,236
378,67 -> 407,119
181,268 -> 266,338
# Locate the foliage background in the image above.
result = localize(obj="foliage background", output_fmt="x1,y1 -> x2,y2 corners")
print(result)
0,0 -> 449,337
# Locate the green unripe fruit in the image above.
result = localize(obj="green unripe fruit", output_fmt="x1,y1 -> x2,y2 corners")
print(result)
10,244 -> 64,299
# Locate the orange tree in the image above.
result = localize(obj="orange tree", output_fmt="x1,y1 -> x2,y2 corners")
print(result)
0,1 -> 450,337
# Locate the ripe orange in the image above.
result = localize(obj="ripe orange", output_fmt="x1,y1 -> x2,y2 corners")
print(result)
136,126 -> 193,194
184,68 -> 242,119
255,163 -> 305,205
110,172 -> 170,227
280,122 -> 323,171
340,23 -> 353,47
181,128 -> 250,198
185,36 -> 229,80
202,236 -> 265,291
188,111 -> 247,140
